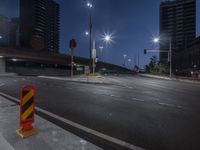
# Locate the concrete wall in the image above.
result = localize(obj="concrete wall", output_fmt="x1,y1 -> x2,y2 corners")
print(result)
0,58 -> 5,74
6,66 -> 83,76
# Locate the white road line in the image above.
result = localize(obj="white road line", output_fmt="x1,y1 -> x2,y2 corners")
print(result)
132,98 -> 145,102
110,94 -> 121,98
0,83 -> 5,86
158,102 -> 183,109
125,86 -> 133,89
143,91 -> 152,94
0,92 -> 144,150
177,106 -> 183,109
158,103 -> 175,107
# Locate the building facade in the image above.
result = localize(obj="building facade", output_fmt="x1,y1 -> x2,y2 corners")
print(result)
9,18 -> 20,48
176,36 -> 200,71
0,15 -> 10,46
159,0 -> 196,66
20,0 -> 60,54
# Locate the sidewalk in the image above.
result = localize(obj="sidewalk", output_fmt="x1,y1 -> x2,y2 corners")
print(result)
140,73 -> 200,84
0,73 -> 17,77
38,75 -> 111,85
0,96 -> 102,150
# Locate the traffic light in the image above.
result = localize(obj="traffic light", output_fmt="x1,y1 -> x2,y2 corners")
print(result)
70,39 -> 77,49
144,49 -> 147,54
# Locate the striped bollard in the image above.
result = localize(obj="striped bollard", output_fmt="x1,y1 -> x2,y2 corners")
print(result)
16,86 -> 38,138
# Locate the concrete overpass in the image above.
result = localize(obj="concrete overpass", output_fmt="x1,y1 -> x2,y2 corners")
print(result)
0,47 -> 130,75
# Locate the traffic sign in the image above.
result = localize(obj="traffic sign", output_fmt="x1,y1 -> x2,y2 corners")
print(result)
69,39 -> 77,49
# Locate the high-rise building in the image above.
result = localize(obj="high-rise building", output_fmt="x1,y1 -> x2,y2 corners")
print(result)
0,15 -> 10,46
9,17 -> 20,48
159,0 -> 196,65
20,0 -> 60,54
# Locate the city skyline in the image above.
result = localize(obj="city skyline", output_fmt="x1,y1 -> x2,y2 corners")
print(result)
0,0 -> 200,68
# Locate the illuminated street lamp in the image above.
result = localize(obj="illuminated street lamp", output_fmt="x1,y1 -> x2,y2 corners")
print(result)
123,54 -> 127,66
153,37 -> 159,43
153,37 -> 172,78
87,2 -> 93,8
102,34 -> 113,44
104,35 -> 111,42
0,35 -> 2,39
85,31 -> 89,36
128,59 -> 132,69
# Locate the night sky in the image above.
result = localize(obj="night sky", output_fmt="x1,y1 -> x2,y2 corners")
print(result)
0,0 -> 199,68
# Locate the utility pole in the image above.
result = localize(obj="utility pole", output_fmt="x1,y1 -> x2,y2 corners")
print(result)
89,15 -> 92,72
169,38 -> 172,78
138,50 -> 140,68
123,54 -> 127,66
92,40 -> 96,74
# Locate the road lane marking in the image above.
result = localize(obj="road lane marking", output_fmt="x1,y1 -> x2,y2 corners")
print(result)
132,98 -> 145,102
158,103 -> 175,107
110,94 -> 121,98
0,92 -> 144,150
177,105 -> 183,109
0,83 -> 5,86
158,102 -> 183,109
125,86 -> 133,89
143,91 -> 152,94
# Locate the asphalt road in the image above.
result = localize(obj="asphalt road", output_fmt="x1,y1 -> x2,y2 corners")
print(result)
0,75 -> 200,150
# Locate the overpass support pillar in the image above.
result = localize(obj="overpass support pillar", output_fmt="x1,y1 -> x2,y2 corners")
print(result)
0,58 -> 6,74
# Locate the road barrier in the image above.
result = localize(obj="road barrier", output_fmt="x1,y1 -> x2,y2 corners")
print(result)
16,85 -> 38,138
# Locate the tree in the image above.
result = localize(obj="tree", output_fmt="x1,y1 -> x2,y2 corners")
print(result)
147,56 -> 166,74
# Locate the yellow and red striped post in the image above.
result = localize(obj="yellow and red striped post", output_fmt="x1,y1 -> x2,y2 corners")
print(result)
16,85 -> 38,138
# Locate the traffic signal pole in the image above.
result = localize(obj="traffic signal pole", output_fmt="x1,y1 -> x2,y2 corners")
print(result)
71,49 -> 74,78
69,39 -> 77,78
144,47 -> 173,78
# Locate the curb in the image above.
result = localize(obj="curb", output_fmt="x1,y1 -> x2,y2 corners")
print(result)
0,73 -> 17,77
0,133 -> 14,150
140,74 -> 200,84
38,76 -> 111,85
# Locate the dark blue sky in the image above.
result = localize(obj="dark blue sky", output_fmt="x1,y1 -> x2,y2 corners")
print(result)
0,0 -> 199,68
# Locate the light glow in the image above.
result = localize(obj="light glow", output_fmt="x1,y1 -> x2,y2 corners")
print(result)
153,37 -> 160,43
87,2 -> 93,8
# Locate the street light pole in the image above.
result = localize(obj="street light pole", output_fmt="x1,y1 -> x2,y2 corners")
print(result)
123,54 -> 127,66
99,46 -> 104,62
87,2 -> 93,72
128,59 -> 132,70
153,37 -> 173,78
169,38 -> 172,78
89,15 -> 92,71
